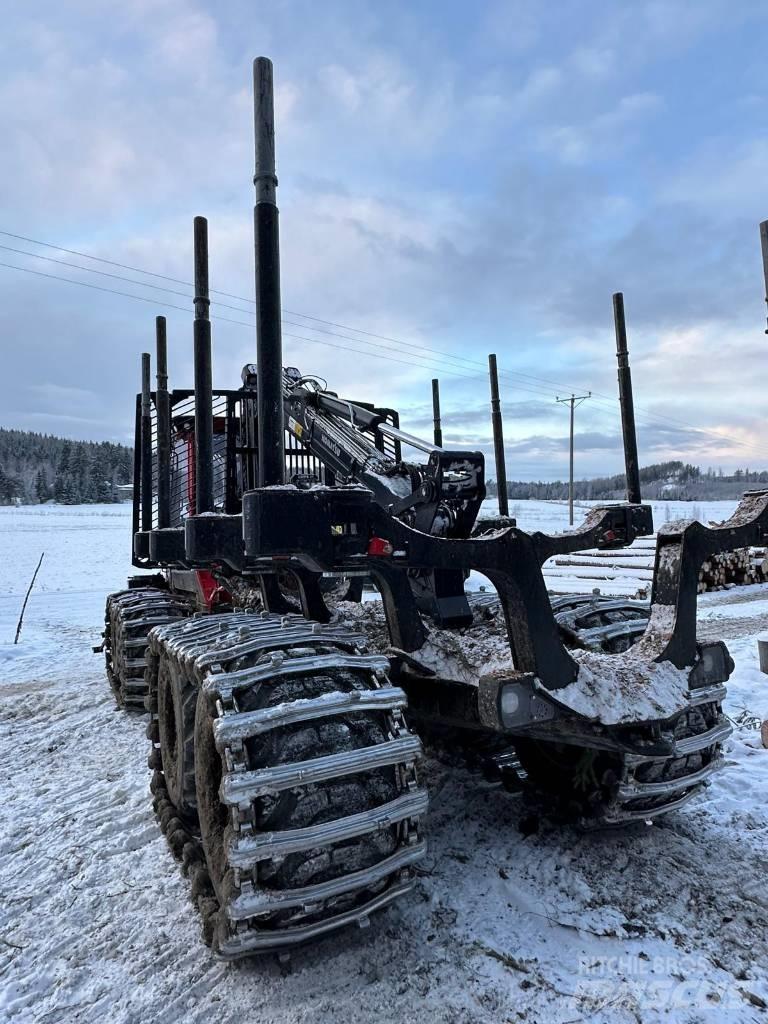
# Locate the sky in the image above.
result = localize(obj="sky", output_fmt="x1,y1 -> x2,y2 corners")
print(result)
1,0 -> 767,482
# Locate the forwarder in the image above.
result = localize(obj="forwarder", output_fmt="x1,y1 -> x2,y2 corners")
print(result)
99,57 -> 766,959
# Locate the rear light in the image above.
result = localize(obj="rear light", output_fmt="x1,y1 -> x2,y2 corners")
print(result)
367,537 -> 394,557
690,641 -> 734,688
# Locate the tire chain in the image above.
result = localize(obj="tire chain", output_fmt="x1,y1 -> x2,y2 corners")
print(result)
103,588 -> 191,709
453,593 -> 731,826
145,610 -> 428,959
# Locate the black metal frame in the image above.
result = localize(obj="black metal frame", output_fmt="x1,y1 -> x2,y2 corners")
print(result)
132,387 -> 245,568
238,483 -> 768,707
240,488 -> 657,688
127,57 -> 768,745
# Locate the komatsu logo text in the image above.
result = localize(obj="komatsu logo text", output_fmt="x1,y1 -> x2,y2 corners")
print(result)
319,430 -> 341,458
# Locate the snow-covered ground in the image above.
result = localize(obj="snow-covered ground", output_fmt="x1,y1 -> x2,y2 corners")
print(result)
2,502 -> 768,1024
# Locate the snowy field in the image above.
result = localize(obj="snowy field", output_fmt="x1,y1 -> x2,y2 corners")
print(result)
2,502 -> 768,1023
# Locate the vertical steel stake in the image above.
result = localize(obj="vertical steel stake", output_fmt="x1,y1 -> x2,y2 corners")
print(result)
760,220 -> 768,335
488,354 -> 509,517
155,316 -> 171,527
613,292 -> 642,505
140,352 -> 153,531
193,215 -> 214,514
253,56 -> 285,487
431,378 -> 443,448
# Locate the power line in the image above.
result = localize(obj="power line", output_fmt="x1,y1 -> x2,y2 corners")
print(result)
0,260 -> 196,314
0,230 -> 709,409
2,228 -> 768,460
0,228 -> 604,396
0,242 -> 256,317
0,260 -> 482,381
0,233 -> 746,432
3,248 -> 765,460
0,229 -> 199,289
0,249 -> 565,401
4,249 -> 767,459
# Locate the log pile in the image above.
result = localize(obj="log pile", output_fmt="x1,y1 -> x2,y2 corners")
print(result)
543,538 -> 768,599
697,547 -> 768,593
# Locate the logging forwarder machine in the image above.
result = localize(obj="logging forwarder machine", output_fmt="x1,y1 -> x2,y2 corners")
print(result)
99,58 -> 768,960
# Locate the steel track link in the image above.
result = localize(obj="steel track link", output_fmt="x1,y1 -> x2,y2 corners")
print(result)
103,588 -> 191,710
597,700 -> 730,824
146,610 -> 428,959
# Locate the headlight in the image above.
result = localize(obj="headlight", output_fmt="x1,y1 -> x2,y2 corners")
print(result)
478,675 -> 556,731
500,687 -> 521,719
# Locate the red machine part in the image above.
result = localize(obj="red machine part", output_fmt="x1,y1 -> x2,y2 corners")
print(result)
195,569 -> 231,610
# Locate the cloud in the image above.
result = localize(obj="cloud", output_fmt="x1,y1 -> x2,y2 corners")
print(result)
0,0 -> 766,478
569,47 -> 615,79
661,139 -> 768,214
537,92 -> 663,165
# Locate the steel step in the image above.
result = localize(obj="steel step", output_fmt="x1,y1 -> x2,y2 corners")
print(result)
604,786 -> 706,823
626,718 -> 732,763
214,685 -> 405,745
221,734 -> 422,805
228,841 -> 426,919
216,879 -> 414,958
228,789 -> 428,866
618,755 -> 724,799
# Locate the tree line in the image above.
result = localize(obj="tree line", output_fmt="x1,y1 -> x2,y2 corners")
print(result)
485,461 -> 768,501
0,428 -> 132,505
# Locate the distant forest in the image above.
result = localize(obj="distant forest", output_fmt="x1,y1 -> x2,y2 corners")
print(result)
0,429 -> 132,505
486,461 -> 768,501
1,430 -> 764,507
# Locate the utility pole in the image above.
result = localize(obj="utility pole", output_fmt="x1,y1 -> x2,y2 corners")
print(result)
488,354 -> 509,517
556,392 -> 590,526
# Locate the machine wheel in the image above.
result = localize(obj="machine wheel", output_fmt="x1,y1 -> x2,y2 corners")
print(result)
470,592 -> 728,824
103,588 -> 190,710
147,612 -> 428,958
513,699 -> 726,826
156,652 -> 198,818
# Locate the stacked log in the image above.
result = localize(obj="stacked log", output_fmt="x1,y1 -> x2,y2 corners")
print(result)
544,541 -> 768,598
697,547 -> 768,593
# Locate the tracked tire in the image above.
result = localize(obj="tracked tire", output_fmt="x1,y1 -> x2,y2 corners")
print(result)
147,612 -> 427,958
469,591 -> 729,824
516,596 -> 728,825
103,588 -> 190,710
156,652 -> 198,817
513,695 -> 728,826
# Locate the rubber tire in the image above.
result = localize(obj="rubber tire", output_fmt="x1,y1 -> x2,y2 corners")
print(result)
157,653 -> 198,819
